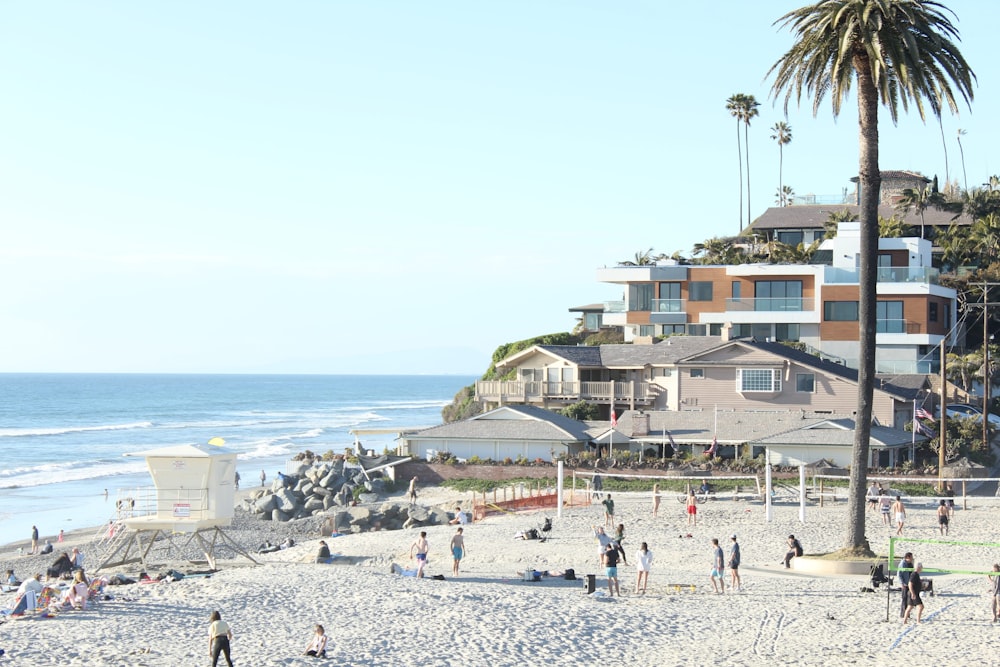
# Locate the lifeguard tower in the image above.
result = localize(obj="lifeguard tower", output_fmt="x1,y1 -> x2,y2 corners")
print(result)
96,444 -> 257,571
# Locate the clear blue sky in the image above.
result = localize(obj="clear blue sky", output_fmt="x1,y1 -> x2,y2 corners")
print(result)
1,1 -> 996,375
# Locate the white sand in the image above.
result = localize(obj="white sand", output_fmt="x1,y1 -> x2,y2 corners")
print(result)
4,487 -> 1000,666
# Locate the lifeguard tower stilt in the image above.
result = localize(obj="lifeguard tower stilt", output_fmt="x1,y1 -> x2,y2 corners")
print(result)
96,444 -> 257,572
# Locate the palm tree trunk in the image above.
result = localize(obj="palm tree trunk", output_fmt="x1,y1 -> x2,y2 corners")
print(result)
847,50 -> 880,553
958,135 -> 968,192
779,144 -> 784,200
745,122 -> 752,228
737,120 -> 743,233
938,116 -> 949,189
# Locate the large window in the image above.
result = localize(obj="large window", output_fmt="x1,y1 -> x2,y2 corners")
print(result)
796,373 -> 815,393
662,324 -> 686,335
638,325 -> 655,337
824,301 -> 859,321
929,302 -> 939,323
656,282 -> 683,313
755,280 -> 803,311
629,283 -> 654,311
776,230 -> 803,246
689,369 -> 704,378
775,323 -> 800,341
688,281 -> 713,302
737,368 -> 781,392
584,313 -> 602,330
877,301 -> 904,333
687,324 -> 708,336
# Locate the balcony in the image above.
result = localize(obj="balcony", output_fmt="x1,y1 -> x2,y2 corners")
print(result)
824,266 -> 940,285
604,300 -> 626,313
475,380 -> 653,406
876,319 -> 922,334
725,297 -> 811,312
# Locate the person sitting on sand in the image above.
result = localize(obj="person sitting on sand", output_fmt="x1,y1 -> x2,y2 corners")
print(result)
40,540 -> 54,555
71,547 -> 84,569
60,570 -> 89,610
315,540 -> 333,564
47,552 -> 73,580
2,569 -> 20,593
448,506 -> 468,525
304,624 -> 328,658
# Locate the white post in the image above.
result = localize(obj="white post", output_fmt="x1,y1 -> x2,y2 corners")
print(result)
765,462 -> 773,522
798,464 -> 806,523
556,460 -> 564,519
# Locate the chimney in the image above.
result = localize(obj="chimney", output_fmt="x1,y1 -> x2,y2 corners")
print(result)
721,322 -> 732,342
633,412 -> 650,436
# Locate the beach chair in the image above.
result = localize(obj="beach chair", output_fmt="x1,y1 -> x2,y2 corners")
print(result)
87,577 -> 107,602
35,587 -> 60,612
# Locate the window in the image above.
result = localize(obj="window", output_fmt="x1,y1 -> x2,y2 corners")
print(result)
731,281 -> 741,299
661,324 -> 686,335
709,323 -> 722,336
876,300 -> 904,333
796,373 -> 815,393
561,367 -> 574,382
737,369 -> 781,392
584,312 -> 602,330
929,302 -> 939,322
755,280 -> 803,311
656,282 -> 683,312
824,301 -> 859,321
639,325 -> 655,337
658,368 -> 674,378
731,324 -> 753,338
659,282 -> 682,299
688,281 -> 713,302
520,369 -> 543,381
775,323 -> 800,342
689,369 -> 704,378
776,230 -> 803,246
628,283 -> 654,311
688,324 -> 708,336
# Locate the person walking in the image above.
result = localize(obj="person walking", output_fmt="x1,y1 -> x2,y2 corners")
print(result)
897,551 -> 915,618
450,527 -> 465,576
652,483 -> 661,518
989,564 -> 1000,623
602,542 -> 621,597
902,563 -> 925,624
409,531 -> 429,578
208,610 -> 234,667
892,495 -> 906,535
686,491 -> 698,526
30,526 -> 39,555
635,542 -> 653,594
878,492 -> 891,526
234,471 -> 240,490
710,538 -> 725,594
937,500 -> 950,536
613,523 -> 628,565
408,476 -> 419,503
728,534 -> 742,592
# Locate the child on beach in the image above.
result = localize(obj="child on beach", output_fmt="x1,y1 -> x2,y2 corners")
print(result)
304,624 -> 328,658
208,610 -> 234,667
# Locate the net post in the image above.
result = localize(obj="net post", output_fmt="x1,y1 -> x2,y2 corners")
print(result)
963,480 -> 967,510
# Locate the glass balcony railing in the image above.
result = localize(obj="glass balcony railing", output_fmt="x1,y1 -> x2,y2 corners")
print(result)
824,267 -> 940,284
651,298 -> 685,313
726,297 -> 809,312
876,319 -> 920,334
604,300 -> 626,313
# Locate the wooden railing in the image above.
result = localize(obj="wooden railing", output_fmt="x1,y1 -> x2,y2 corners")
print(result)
475,380 -> 653,403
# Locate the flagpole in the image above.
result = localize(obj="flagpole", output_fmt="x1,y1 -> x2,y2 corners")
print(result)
911,399 -> 916,462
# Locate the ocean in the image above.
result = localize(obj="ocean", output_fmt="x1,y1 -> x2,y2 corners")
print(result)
0,373 -> 475,547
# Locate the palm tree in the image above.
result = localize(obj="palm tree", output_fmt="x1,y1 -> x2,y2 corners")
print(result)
741,95 -> 761,228
969,212 -> 1000,258
618,248 -> 656,266
877,215 -> 911,238
957,128 -> 968,191
894,184 -> 951,238
771,121 -> 793,200
935,223 -> 975,270
775,185 -> 795,206
769,0 -> 975,554
726,95 -> 748,233
947,350 -> 982,394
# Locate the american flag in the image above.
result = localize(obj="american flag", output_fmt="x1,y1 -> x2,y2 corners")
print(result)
610,409 -> 617,427
913,418 -> 934,436
667,430 -> 677,449
915,407 -> 935,422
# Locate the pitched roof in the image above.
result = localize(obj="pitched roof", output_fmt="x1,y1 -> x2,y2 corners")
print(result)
747,204 -> 969,232
614,409 -> 845,444
529,339 -> 727,369
750,418 -> 920,448
407,404 -> 594,442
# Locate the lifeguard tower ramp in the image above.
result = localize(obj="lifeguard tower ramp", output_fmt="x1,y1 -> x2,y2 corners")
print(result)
97,444 -> 257,572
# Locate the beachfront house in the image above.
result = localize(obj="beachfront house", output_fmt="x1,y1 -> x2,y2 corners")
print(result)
750,419 -> 919,469
399,404 -> 601,462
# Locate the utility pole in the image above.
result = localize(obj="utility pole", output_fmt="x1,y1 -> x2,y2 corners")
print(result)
963,281 -> 1000,464
940,342 -> 947,490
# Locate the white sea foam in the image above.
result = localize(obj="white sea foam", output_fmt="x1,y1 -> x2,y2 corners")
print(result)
0,459 -> 148,489
0,421 -> 154,438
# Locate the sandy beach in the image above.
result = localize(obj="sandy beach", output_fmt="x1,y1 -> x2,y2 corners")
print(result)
4,484 -> 1000,666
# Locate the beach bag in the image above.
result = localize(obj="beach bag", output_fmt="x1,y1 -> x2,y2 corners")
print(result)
564,568 -> 576,581
525,529 -> 539,540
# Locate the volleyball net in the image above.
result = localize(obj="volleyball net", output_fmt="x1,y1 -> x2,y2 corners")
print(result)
570,470 -> 762,504
889,536 -> 1000,577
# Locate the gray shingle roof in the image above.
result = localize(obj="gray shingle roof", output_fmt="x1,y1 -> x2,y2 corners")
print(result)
616,409 -> 845,444
409,404 -> 594,442
748,205 -> 968,231
535,338 -> 727,368
750,418 -> 920,448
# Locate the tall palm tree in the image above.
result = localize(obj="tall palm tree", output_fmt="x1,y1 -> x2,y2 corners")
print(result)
957,128 -> 968,191
771,121 -> 793,200
741,95 -> 761,228
769,0 -> 975,553
727,94 -> 749,233
775,185 -> 795,206
894,184 -> 952,238
619,248 -> 656,266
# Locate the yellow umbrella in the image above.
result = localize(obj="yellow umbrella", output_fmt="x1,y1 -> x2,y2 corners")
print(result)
207,437 -> 226,447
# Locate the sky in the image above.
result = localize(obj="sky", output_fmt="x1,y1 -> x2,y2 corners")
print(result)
1,1 -> 998,375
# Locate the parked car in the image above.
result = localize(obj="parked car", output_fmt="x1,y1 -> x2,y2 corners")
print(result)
942,403 -> 1000,427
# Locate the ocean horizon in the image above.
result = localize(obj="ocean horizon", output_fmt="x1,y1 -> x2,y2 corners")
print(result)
0,372 -> 475,546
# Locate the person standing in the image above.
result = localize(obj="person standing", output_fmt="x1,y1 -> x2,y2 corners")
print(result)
303,624 -> 328,658
613,523 -> 628,565
945,483 -> 955,518
652,483 -> 661,518
408,476 -> 419,503
989,564 -> 1000,623
409,531 -> 429,578
902,563 -> 925,624
634,542 -> 653,594
602,542 -> 621,596
260,469 -> 266,487
57,529 -> 64,544
601,494 -> 615,528
936,500 -> 950,536
30,525 -> 39,555
686,491 -> 698,526
897,552 -> 915,618
208,610 -> 234,667
892,495 -> 906,535
710,538 -> 726,594
728,534 -> 742,592
450,527 -> 465,576
234,471 -> 240,490
591,472 -> 603,500
866,481 -> 879,511
593,526 -> 613,565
